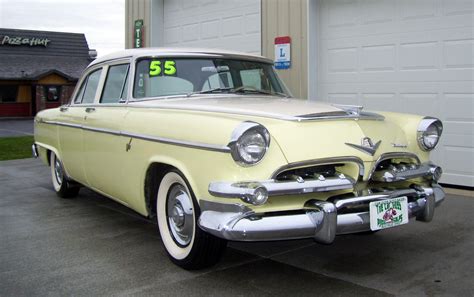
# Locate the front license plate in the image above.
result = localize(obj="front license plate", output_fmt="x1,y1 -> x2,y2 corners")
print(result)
369,197 -> 409,231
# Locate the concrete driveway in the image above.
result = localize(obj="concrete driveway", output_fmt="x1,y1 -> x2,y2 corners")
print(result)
0,119 -> 34,137
1,158 -> 473,296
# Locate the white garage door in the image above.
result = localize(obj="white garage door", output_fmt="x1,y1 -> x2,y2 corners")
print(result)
316,0 -> 474,187
163,0 -> 261,55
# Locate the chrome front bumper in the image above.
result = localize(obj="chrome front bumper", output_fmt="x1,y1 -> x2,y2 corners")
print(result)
198,184 -> 445,243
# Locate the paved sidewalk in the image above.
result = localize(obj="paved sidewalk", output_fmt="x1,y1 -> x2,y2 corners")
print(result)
1,158 -> 473,296
0,119 -> 34,137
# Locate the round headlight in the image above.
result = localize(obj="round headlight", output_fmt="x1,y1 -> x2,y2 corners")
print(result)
417,117 -> 443,151
229,122 -> 270,165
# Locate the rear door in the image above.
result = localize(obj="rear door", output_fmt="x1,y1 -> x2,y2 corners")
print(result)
58,66 -> 104,185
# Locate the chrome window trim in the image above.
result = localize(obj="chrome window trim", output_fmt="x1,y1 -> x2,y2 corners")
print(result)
99,63 -> 131,104
270,156 -> 365,180
39,119 -> 230,153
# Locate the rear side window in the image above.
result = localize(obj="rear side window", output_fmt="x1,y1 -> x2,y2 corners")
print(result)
75,69 -> 102,104
100,64 -> 129,103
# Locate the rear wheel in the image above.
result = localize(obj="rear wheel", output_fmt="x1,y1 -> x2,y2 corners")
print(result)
50,152 -> 79,198
156,170 -> 227,270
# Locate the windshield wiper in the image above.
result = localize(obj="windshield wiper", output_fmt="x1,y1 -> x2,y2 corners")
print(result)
231,86 -> 289,98
186,87 -> 233,97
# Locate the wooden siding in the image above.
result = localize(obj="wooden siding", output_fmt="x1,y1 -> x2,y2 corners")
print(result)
262,0 -> 308,99
125,0 -> 152,49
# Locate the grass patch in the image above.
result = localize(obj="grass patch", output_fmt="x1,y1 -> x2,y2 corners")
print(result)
0,136 -> 34,161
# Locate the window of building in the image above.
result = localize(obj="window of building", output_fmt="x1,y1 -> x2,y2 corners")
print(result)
100,64 -> 129,103
0,85 -> 18,102
44,86 -> 61,102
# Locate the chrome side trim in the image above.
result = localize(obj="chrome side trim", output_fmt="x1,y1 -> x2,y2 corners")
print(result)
270,156 -> 365,180
81,125 -> 122,136
209,175 -> 355,199
124,131 -> 230,153
39,120 -> 230,153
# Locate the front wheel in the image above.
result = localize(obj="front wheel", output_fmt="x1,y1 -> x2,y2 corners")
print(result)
156,171 -> 227,270
50,152 -> 79,198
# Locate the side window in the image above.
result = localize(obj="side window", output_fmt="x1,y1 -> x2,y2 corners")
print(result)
74,80 -> 87,104
202,72 -> 234,91
78,69 -> 102,104
121,74 -> 129,100
100,64 -> 129,103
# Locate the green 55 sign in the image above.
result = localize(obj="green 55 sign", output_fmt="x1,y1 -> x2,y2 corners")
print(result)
134,19 -> 144,48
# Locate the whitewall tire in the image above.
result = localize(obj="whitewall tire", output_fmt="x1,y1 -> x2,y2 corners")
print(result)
50,152 -> 79,198
156,170 -> 227,270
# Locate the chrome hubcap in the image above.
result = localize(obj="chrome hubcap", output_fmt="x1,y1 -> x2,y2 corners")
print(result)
54,158 -> 63,185
167,184 -> 194,246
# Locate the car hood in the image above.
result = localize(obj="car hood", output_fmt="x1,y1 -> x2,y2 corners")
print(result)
130,96 -> 423,165
131,96 -> 367,120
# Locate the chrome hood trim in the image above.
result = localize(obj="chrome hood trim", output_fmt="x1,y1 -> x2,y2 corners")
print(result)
130,97 -> 385,122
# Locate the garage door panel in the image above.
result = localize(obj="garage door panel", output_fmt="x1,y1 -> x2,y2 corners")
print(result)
164,0 -> 261,54
443,93 -> 474,121
400,42 -> 438,71
318,0 -> 474,186
400,93 -> 440,116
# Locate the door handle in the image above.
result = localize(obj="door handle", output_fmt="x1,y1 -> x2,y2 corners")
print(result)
59,106 -> 68,112
85,107 -> 96,113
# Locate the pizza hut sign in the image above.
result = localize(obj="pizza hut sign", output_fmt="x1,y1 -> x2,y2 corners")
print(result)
1,35 -> 51,47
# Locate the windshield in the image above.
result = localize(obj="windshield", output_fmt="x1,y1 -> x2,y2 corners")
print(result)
133,58 -> 291,99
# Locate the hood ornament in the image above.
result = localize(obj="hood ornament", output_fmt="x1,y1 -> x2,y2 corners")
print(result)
345,137 -> 381,156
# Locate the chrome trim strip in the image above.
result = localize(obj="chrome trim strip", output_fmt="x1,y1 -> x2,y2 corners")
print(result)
124,131 -> 230,153
270,156 -> 365,180
39,120 -> 230,153
209,175 -> 355,199
123,103 -> 385,122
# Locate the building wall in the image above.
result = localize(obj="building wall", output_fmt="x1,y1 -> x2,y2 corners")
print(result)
125,0 -> 152,49
261,0 -> 308,99
37,73 -> 68,85
16,85 -> 31,103
125,0 -> 308,99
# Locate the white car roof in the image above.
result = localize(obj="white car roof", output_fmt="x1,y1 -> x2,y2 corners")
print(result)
90,47 -> 273,67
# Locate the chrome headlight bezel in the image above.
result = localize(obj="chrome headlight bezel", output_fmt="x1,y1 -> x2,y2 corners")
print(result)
417,117 -> 443,151
228,122 -> 270,166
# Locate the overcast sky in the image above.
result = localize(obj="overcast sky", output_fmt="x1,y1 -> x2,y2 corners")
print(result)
0,0 -> 125,57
